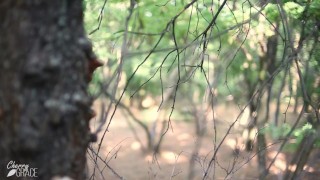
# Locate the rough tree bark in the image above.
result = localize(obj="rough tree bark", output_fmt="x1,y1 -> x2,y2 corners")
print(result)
0,1 -> 96,179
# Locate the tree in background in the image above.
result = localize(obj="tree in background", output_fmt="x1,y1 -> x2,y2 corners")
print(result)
85,0 -> 319,179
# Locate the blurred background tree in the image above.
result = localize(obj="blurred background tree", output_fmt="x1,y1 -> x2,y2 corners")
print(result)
84,0 -> 320,179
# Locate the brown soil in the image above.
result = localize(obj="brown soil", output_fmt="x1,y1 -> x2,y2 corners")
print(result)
87,102 -> 319,180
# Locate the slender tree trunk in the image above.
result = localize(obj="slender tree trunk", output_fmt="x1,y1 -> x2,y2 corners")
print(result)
0,1 -> 94,179
274,67 -> 289,125
187,136 -> 203,180
257,132 -> 267,179
283,126 -> 319,180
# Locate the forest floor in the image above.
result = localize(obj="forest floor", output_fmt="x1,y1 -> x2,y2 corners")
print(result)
87,101 -> 320,180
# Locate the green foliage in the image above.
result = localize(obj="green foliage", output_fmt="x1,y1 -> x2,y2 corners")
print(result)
88,69 -> 103,96
83,0 -> 320,113
284,2 -> 304,19
266,122 -> 320,152
309,0 -> 320,18
287,123 -> 320,151
264,4 -> 279,22
266,123 -> 291,140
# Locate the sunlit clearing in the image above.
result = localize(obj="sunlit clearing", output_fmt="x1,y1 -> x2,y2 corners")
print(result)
268,151 -> 287,173
177,133 -> 192,146
288,164 -> 297,172
303,165 -> 315,173
226,138 -> 237,149
141,96 -> 155,108
226,95 -> 234,101
243,62 -> 249,69
239,107 -> 250,126
131,141 -> 141,151
161,151 -> 188,164
242,127 -> 257,140
177,133 -> 191,141
144,154 -> 153,162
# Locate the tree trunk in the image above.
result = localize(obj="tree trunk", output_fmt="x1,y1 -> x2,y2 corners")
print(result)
0,1 -> 94,179
257,132 -> 267,180
284,125 -> 319,180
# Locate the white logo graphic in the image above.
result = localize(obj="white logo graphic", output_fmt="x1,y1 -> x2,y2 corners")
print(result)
6,161 -> 38,178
